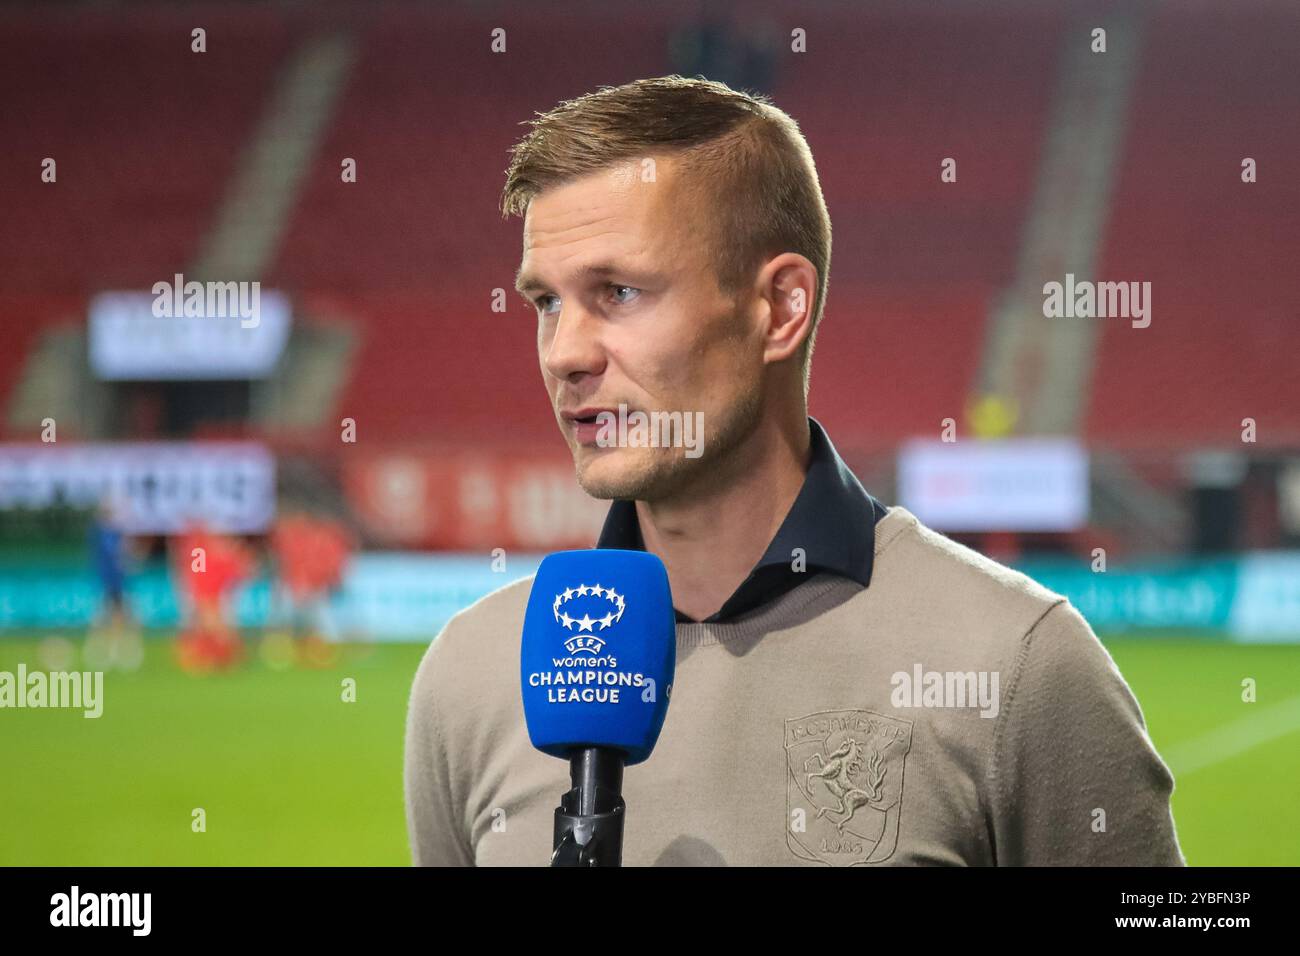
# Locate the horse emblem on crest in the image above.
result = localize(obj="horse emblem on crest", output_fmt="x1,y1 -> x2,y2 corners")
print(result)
785,710 -> 912,865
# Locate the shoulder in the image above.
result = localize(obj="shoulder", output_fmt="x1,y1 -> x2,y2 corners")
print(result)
409,574 -> 535,731
875,507 -> 1064,612
425,574 -> 534,662
876,508 -> 1136,704
870,507 -> 1077,657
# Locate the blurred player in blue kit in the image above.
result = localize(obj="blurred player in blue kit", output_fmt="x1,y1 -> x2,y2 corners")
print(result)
84,496 -> 143,670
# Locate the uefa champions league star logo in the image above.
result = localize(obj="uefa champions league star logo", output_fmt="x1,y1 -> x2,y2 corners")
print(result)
553,583 -> 625,654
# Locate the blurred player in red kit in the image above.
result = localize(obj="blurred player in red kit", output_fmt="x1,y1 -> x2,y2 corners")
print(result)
265,511 -> 354,668
172,522 -> 254,673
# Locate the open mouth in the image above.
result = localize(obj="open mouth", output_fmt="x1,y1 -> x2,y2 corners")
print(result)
562,407 -> 614,427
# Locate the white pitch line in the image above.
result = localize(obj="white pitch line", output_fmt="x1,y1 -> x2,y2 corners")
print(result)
1162,694 -> 1300,778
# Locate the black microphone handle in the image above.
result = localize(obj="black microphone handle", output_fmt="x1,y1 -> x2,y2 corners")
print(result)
550,746 -> 626,867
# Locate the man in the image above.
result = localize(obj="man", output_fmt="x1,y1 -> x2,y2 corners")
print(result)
404,76 -> 1184,866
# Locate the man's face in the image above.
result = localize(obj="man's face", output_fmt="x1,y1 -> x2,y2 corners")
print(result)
516,156 -> 764,501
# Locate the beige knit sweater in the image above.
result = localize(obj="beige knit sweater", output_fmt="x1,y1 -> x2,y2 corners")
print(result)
404,506 -> 1185,866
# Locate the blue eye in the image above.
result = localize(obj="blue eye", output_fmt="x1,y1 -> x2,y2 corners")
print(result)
534,285 -> 638,315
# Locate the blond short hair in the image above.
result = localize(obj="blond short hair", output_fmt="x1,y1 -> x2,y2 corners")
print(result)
501,75 -> 832,391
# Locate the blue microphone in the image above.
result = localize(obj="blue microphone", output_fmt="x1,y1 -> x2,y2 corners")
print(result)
520,549 -> 676,866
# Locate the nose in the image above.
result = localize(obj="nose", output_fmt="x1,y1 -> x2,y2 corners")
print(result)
541,303 -> 606,383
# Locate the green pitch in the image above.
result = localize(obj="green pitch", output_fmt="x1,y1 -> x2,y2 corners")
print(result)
0,637 -> 427,866
0,636 -> 1297,865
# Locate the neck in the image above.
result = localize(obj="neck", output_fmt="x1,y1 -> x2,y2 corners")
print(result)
636,408 -> 811,621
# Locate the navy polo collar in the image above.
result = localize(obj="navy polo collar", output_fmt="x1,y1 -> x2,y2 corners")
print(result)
594,416 -> 887,623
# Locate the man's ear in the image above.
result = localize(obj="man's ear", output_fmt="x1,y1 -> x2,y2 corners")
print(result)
758,253 -> 816,366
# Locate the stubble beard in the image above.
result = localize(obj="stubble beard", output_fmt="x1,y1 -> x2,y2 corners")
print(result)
570,387 -> 764,503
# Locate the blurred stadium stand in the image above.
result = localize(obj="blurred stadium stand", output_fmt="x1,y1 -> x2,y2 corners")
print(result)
1,0 -> 1298,594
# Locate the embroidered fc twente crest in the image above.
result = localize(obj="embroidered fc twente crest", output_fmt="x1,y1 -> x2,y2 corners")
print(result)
785,710 -> 913,866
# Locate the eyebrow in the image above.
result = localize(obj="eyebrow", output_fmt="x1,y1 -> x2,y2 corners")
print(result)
514,263 -> 634,297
